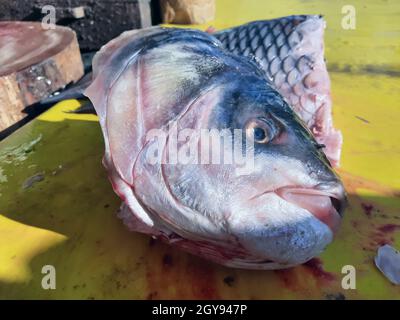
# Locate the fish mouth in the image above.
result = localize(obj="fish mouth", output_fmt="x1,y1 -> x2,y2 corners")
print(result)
276,183 -> 347,233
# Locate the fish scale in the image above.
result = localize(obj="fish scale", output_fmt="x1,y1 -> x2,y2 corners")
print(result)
215,15 -> 342,167
215,16 -> 315,111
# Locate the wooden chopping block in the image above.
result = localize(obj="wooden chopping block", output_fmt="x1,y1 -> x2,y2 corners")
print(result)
0,21 -> 84,131
0,0 -> 153,52
160,0 -> 216,24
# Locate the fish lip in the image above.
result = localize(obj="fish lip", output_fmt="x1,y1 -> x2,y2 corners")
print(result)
314,182 -> 348,216
277,183 -> 347,215
275,183 -> 347,233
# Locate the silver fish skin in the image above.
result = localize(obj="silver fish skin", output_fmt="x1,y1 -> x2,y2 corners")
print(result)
85,26 -> 346,270
215,15 -> 342,167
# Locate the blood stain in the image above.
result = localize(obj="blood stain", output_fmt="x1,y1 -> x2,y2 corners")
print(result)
223,275 -> 235,287
378,224 -> 400,233
361,203 -> 374,216
162,253 -> 173,267
303,258 -> 335,281
274,269 -> 299,291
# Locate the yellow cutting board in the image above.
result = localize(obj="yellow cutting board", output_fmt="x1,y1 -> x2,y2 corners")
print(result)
0,0 -> 399,299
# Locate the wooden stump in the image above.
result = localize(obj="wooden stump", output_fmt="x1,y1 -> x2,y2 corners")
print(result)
160,0 -> 216,24
0,22 -> 84,131
0,0 -> 153,52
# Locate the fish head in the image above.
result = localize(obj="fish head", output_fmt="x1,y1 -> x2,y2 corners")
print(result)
157,74 -> 347,269
181,76 -> 347,268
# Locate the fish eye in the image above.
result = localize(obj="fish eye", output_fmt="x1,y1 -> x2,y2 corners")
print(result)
245,117 -> 279,144
254,127 -> 267,141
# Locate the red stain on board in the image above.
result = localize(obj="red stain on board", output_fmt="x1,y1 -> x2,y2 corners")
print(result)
145,243 -> 220,299
148,238 -> 156,247
366,224 -> 400,250
186,259 -> 219,299
223,275 -> 235,287
303,258 -> 336,281
336,170 -> 400,253
378,224 -> 400,233
162,253 -> 173,268
351,220 -> 360,229
275,259 -> 336,293
147,291 -> 158,300
274,269 -> 301,291
361,203 -> 374,217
